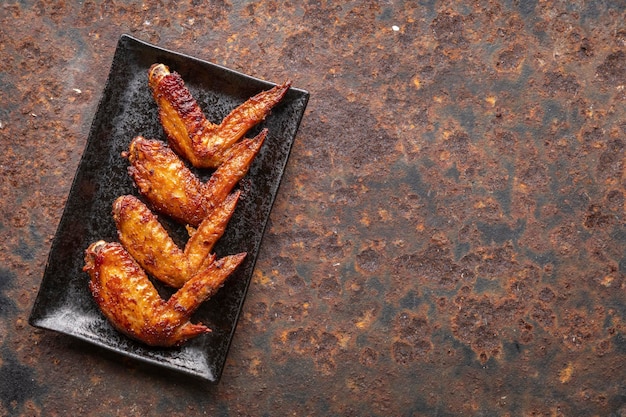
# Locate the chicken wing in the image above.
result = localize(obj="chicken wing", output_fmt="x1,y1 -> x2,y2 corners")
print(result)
148,63 -> 290,168
125,129 -> 266,227
84,240 -> 246,347
113,191 -> 240,288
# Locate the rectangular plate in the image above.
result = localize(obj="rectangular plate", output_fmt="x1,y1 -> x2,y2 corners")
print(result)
28,34 -> 309,382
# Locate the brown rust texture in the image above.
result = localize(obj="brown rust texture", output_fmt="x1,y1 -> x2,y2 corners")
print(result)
1,0 -> 625,416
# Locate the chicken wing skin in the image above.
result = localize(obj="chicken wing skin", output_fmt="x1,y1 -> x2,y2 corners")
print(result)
124,136 -> 205,226
125,129 -> 266,227
148,63 -> 290,168
113,191 -> 240,288
84,240 -> 246,347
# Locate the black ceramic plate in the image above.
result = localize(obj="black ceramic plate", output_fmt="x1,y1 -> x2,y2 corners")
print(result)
28,34 -> 309,382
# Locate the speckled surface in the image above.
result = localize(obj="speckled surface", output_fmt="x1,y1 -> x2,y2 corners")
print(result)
1,1 -> 625,416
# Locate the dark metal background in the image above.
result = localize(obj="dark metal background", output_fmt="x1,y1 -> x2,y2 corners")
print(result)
1,1 -> 625,416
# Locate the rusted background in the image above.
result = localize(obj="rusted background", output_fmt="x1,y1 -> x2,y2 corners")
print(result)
1,0 -> 625,416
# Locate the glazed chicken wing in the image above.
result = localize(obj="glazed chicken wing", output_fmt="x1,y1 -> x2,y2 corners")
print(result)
84,241 -> 246,347
148,63 -> 290,168
113,192 -> 240,288
125,129 -> 266,227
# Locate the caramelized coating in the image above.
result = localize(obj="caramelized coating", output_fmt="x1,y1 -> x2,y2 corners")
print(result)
125,136 -> 206,225
148,63 -> 290,168
113,192 -> 240,288
125,129 -> 266,227
84,241 -> 246,347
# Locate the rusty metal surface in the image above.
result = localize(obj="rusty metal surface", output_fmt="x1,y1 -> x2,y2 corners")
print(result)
1,0 -> 625,415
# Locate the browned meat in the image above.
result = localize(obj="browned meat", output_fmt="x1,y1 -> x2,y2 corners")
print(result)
84,240 -> 245,347
125,130 -> 265,227
148,63 -> 289,168
113,192 -> 240,288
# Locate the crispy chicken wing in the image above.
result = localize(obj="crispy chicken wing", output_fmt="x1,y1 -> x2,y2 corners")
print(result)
148,63 -> 290,168
84,240 -> 246,347
125,129 -> 266,227
113,192 -> 240,288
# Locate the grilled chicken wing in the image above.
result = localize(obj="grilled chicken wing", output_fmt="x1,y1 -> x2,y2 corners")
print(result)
125,129 -> 266,227
84,240 -> 246,347
113,192 -> 240,288
148,63 -> 290,168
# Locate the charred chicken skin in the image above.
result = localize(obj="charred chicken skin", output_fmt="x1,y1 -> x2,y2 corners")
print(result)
148,63 -> 290,168
113,192 -> 240,288
125,129 -> 266,227
84,240 -> 246,347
